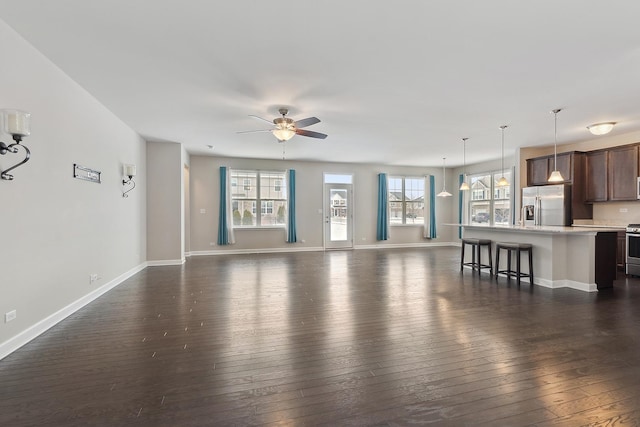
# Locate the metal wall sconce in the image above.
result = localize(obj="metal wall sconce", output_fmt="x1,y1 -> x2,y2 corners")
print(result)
122,164 -> 136,198
0,110 -> 31,180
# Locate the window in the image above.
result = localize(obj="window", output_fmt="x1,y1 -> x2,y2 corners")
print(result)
469,170 -> 512,225
231,170 -> 287,227
388,176 -> 425,225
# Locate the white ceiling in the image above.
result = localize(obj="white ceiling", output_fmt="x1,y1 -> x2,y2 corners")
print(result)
1,1 -> 640,167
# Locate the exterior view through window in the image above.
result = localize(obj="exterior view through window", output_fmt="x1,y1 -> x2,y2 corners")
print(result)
469,170 -> 511,225
388,176 -> 425,225
231,170 -> 287,227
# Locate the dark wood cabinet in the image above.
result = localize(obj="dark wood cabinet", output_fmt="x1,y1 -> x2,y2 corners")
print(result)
555,153 -> 573,182
527,157 -> 550,186
586,151 -> 608,202
608,145 -> 638,201
617,231 -> 626,272
525,151 -> 591,220
527,152 -> 573,186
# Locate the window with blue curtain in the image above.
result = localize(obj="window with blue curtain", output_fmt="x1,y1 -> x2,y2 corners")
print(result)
376,173 -> 389,240
429,175 -> 437,239
286,169 -> 297,243
217,166 -> 235,245
458,173 -> 464,238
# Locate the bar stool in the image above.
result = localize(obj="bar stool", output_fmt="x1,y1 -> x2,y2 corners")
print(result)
460,238 -> 493,275
495,242 -> 534,285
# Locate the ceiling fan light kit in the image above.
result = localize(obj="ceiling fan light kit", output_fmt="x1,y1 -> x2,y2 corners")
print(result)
239,108 -> 327,143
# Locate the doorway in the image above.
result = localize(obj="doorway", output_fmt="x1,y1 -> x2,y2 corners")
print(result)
324,174 -> 353,249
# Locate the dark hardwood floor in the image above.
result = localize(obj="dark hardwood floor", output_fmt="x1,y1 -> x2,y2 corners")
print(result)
2,247 -> 640,426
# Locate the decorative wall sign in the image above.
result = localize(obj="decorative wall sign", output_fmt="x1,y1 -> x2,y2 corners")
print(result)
73,163 -> 101,183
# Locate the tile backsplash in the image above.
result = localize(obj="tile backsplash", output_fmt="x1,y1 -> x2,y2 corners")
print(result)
592,201 -> 640,225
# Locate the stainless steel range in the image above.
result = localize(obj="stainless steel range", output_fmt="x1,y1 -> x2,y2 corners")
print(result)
626,224 -> 640,276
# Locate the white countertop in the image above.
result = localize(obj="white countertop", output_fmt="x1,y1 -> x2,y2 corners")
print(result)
451,223 -> 622,234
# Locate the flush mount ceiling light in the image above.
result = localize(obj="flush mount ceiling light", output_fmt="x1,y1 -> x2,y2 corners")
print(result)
459,138 -> 470,191
548,109 -> 564,183
437,157 -> 452,197
587,122 -> 616,136
496,125 -> 509,187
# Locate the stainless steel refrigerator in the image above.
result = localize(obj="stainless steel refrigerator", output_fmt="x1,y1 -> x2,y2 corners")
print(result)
522,184 -> 571,226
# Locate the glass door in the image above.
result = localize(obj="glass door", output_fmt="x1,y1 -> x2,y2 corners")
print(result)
324,174 -> 353,249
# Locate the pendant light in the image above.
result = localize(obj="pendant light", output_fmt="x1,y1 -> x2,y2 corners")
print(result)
437,157 -> 452,197
496,125 -> 509,187
459,138 -> 470,191
548,109 -> 564,183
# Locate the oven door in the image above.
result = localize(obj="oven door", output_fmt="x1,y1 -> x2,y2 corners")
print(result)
626,232 -> 640,269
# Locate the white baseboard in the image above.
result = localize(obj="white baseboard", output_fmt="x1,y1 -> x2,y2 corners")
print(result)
355,242 -> 459,250
0,262 -> 147,361
146,258 -> 186,266
190,246 -> 325,256
535,278 -> 598,292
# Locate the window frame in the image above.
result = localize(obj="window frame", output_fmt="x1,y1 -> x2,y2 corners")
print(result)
230,169 -> 287,228
388,175 -> 426,226
467,169 -> 512,226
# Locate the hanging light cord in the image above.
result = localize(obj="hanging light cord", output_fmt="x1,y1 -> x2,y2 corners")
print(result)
462,138 -> 467,178
553,109 -> 560,170
500,125 -> 507,177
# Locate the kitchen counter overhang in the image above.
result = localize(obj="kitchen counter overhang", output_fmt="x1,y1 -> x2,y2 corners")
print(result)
455,224 -> 618,292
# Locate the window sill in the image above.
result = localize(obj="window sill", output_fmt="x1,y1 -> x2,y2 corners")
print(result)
233,226 -> 286,230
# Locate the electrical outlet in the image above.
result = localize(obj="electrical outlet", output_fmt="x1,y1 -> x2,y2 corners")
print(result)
5,310 -> 16,323
89,273 -> 98,284
620,208 -> 628,213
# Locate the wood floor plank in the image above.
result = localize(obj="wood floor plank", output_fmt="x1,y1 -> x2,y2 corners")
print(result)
2,247 -> 640,426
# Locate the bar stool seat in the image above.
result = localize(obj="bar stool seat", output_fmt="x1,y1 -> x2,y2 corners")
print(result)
461,238 -> 492,275
495,242 -> 534,285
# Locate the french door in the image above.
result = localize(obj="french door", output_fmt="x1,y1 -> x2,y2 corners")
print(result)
323,174 -> 353,249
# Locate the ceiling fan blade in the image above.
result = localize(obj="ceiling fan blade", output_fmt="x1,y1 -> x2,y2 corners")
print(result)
248,115 -> 275,125
293,117 -> 320,128
237,129 -> 272,134
295,129 -> 327,139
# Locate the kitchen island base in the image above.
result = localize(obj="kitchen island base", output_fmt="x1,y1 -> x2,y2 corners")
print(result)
462,225 -> 617,292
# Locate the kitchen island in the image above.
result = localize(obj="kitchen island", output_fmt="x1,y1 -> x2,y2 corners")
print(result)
459,224 -> 618,292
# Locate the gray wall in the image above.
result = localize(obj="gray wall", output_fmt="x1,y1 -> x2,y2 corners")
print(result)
146,141 -> 184,263
0,20 -> 146,349
189,156 -> 457,252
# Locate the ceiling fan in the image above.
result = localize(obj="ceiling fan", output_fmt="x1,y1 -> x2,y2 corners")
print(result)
238,108 -> 327,142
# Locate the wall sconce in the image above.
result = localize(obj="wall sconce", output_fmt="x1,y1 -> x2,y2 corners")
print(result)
0,110 -> 31,180
122,164 -> 136,198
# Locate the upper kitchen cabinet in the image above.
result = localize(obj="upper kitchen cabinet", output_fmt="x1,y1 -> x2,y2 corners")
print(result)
608,145 -> 639,201
586,151 -> 608,202
527,152 -> 574,186
585,144 -> 639,202
526,151 -> 591,219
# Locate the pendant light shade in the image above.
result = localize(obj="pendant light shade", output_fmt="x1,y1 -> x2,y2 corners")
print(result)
437,157 -> 452,197
459,138 -> 470,191
497,125 -> 509,187
548,109 -> 564,183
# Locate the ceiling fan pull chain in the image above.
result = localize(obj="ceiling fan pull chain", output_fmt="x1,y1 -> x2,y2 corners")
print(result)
282,141 -> 286,160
